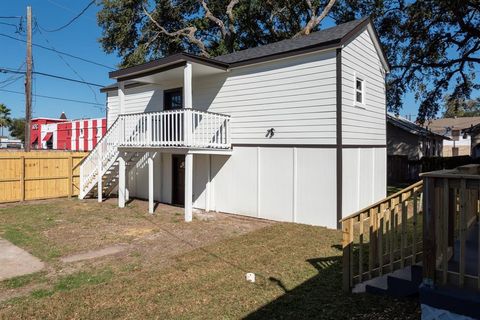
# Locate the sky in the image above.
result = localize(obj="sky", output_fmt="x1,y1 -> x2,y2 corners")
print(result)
0,0 -> 119,121
0,0 -> 431,125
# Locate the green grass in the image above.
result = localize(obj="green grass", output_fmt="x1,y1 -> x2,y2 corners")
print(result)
0,223 -> 420,319
0,204 -> 63,261
1,272 -> 47,290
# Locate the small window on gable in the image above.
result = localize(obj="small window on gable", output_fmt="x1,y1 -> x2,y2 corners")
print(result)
355,77 -> 365,105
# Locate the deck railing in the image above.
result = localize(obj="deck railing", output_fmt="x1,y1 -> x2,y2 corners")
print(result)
422,165 -> 480,291
341,181 -> 424,291
120,109 -> 231,149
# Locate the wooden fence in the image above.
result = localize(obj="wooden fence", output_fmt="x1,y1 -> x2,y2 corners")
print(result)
0,151 -> 88,203
341,180 -> 424,291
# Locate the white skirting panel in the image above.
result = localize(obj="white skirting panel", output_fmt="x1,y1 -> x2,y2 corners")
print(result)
342,147 -> 386,218
125,146 -> 385,229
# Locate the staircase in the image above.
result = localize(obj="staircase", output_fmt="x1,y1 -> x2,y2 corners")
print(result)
354,265 -> 423,297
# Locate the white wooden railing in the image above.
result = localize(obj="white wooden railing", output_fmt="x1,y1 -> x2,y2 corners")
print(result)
79,109 -> 231,199
120,109 -> 231,149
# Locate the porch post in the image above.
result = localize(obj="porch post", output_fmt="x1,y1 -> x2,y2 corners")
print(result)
118,154 -> 126,208
183,62 -> 192,109
185,153 -> 193,222
205,154 -> 211,212
118,81 -> 125,114
148,154 -> 154,214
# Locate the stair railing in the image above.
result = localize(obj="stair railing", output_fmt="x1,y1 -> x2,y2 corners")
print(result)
341,181 -> 424,292
79,117 -> 121,199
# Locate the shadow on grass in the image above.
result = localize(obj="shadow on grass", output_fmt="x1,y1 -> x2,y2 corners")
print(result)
243,255 -> 420,320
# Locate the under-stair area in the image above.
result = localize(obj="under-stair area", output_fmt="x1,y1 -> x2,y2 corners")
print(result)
342,165 -> 480,320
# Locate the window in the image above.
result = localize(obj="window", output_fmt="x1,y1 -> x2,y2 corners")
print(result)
164,88 -> 183,110
355,77 -> 365,105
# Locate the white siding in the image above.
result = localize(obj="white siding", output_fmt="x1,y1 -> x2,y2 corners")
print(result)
342,28 -> 386,145
196,51 -> 338,145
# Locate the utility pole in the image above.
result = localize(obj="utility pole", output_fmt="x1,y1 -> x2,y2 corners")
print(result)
24,6 -> 32,152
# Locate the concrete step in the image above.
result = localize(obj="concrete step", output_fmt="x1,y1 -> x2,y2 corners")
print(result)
361,265 -> 422,298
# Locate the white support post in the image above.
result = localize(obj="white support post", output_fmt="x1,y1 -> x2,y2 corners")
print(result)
185,153 -> 193,222
79,164 -> 84,199
148,154 -> 154,214
118,81 -> 125,115
97,147 -> 103,203
183,63 -> 192,109
183,63 -> 193,147
118,154 -> 126,208
205,154 -> 211,212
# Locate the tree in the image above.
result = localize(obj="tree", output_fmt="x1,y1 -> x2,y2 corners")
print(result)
97,0 -> 337,67
330,0 -> 480,123
0,103 -> 11,137
443,97 -> 480,118
8,118 -> 26,142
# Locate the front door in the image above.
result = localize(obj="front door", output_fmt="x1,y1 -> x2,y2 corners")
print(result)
172,155 -> 185,206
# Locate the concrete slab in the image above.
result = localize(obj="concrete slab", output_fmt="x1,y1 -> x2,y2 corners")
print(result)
0,238 -> 44,280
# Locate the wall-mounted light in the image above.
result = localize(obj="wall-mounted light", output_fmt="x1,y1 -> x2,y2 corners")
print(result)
266,128 -> 275,138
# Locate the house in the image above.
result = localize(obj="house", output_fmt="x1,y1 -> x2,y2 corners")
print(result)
31,114 -> 107,151
387,114 -> 447,183
461,123 -> 480,158
387,114 -> 445,160
426,116 -> 480,156
79,17 -> 389,229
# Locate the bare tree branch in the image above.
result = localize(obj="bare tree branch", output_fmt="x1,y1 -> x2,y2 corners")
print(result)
226,0 -> 240,35
142,5 -> 210,57
294,0 -> 337,38
199,0 -> 228,38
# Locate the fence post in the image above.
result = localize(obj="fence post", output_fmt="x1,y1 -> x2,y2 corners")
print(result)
67,155 -> 73,198
20,156 -> 25,201
342,218 -> 353,292
423,176 -> 436,287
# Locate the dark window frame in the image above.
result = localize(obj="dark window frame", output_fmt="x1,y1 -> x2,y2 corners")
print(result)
164,87 -> 183,110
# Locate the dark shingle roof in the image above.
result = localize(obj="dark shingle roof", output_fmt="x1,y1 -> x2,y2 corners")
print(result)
214,17 -> 369,65
388,114 -> 448,139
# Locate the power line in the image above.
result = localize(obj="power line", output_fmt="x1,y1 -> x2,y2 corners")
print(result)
39,0 -> 95,32
46,0 -> 96,22
0,67 -> 104,87
0,16 -> 22,19
0,33 -> 115,70
36,27 -> 101,104
0,88 -> 104,106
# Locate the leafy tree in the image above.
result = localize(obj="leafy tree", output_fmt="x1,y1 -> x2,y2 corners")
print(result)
443,97 -> 480,118
8,118 -> 25,142
331,0 -> 480,123
97,0 -> 337,67
0,103 -> 11,137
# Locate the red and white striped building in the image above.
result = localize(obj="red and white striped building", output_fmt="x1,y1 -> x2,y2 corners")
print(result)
31,117 -> 106,151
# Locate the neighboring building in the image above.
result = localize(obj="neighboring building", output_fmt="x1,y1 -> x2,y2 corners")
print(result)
462,123 -> 480,158
79,17 -> 389,229
387,114 -> 447,183
387,114 -> 446,160
31,116 -> 68,150
31,114 -> 107,151
426,116 -> 480,156
0,137 -> 23,149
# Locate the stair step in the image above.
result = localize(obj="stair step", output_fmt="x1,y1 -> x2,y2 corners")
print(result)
361,265 -> 422,298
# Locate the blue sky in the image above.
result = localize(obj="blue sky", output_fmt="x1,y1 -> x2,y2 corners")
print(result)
1,0 -> 427,123
0,0 -> 119,121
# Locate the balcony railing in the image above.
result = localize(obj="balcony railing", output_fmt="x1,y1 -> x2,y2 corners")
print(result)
119,109 -> 231,149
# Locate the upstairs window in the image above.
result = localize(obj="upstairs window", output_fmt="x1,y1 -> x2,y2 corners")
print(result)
355,77 -> 365,105
164,88 -> 183,110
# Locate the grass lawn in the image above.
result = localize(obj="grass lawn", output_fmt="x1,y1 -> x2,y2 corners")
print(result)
0,198 -> 420,319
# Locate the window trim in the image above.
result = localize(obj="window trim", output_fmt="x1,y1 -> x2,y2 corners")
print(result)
353,72 -> 366,108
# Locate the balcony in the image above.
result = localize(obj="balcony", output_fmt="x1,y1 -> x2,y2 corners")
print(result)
118,109 -> 231,149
